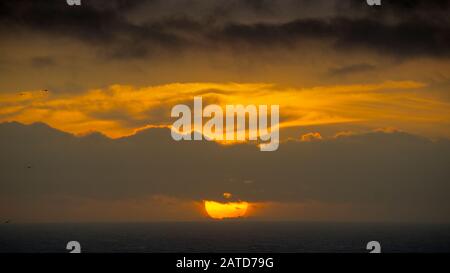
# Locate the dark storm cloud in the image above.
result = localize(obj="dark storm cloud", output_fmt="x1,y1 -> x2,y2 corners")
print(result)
1,122 -> 449,222
215,17 -> 450,58
0,0 -> 186,57
0,0 -> 448,59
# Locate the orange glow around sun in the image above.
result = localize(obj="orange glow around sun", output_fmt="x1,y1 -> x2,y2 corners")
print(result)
204,200 -> 249,219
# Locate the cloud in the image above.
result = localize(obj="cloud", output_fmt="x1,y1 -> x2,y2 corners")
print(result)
300,132 -> 323,142
0,122 -> 449,222
1,0 -> 449,59
1,81 -> 446,139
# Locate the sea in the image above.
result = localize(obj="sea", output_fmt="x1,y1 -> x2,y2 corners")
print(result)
1,222 -> 449,253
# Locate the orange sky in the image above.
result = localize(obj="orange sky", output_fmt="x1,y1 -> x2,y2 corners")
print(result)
1,80 -> 448,141
1,0 -> 450,223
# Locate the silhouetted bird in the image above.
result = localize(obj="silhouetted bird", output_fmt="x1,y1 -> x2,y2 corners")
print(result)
4,220 -> 10,224
27,165 -> 31,169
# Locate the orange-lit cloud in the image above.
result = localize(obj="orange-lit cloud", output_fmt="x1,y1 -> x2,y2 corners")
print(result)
300,132 -> 323,142
223,192 -> 232,199
1,81 -> 449,139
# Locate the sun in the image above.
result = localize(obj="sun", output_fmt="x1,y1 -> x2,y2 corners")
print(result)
204,200 -> 249,219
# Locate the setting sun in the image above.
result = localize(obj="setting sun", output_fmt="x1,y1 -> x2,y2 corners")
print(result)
204,200 -> 249,220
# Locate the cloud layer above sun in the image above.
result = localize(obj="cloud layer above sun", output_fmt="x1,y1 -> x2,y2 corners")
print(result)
1,0 -> 449,95
1,81 -> 449,139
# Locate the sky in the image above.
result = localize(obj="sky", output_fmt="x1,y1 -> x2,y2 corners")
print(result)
0,0 -> 449,222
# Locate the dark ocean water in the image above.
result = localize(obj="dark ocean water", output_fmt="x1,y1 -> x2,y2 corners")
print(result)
0,222 -> 449,253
